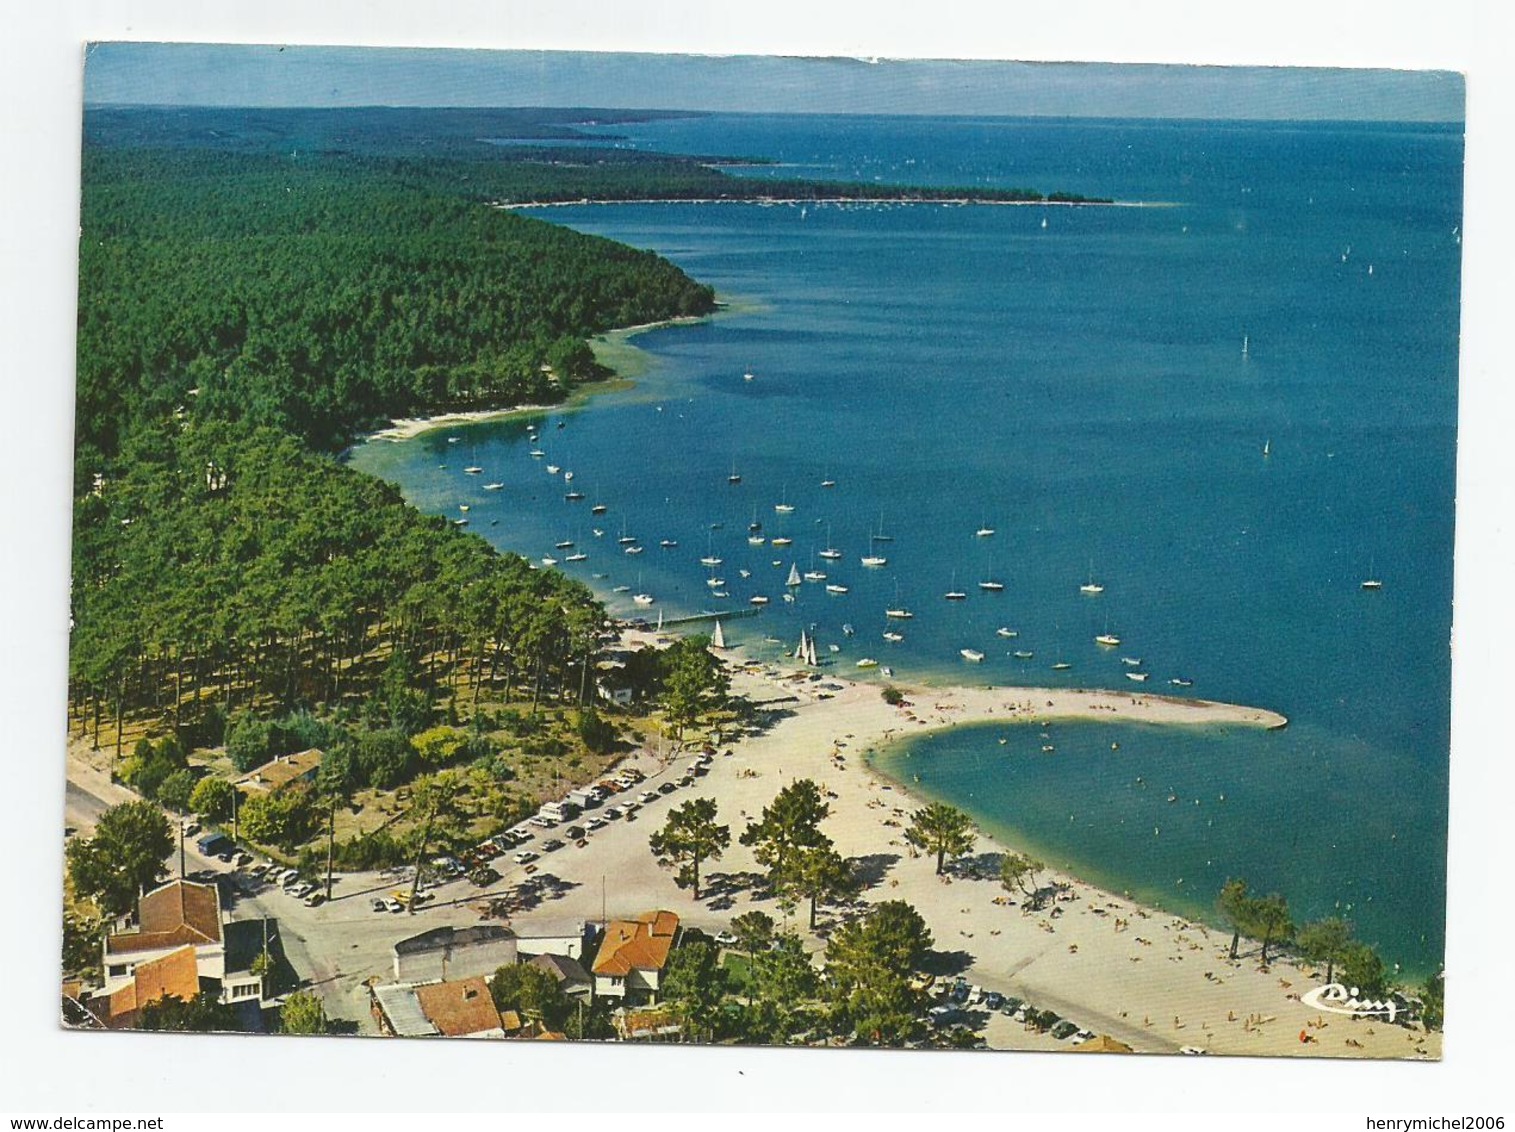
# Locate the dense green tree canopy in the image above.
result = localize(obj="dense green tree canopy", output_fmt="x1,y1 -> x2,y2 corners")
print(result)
648,797 -> 731,900
65,800 -> 174,917
904,802 -> 976,875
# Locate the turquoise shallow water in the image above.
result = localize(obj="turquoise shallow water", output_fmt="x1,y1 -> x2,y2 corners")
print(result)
349,114 -> 1461,974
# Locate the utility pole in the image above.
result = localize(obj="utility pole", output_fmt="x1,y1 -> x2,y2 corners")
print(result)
179,816 -> 186,879
231,786 -> 239,845
325,794 -> 337,901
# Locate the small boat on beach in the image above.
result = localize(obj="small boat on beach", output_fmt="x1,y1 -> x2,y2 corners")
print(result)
961,649 -> 986,663
856,658 -> 879,669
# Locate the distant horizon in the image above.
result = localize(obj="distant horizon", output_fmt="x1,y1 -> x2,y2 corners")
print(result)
82,44 -> 1466,124
82,102 -> 1467,129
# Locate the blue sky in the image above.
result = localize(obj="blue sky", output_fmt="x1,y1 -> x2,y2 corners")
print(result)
84,43 -> 1465,122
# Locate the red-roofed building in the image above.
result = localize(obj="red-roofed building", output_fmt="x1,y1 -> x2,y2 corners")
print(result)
590,910 -> 680,1002
87,945 -> 203,1030
99,878 -> 265,1007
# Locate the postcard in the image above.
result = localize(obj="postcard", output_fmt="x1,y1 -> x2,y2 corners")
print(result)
61,43 -> 1460,1063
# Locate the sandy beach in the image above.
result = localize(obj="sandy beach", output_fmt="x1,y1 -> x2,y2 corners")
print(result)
502,628 -> 1435,1059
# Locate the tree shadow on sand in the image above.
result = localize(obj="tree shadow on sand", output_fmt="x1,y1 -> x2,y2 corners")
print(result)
920,949 -> 975,979
848,852 -> 901,890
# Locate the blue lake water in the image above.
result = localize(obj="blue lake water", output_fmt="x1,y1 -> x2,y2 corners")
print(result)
349,114 -> 1462,974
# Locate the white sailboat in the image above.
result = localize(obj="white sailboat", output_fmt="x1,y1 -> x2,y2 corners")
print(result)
774,486 -> 795,515
818,525 -> 842,560
711,619 -> 726,649
1080,559 -> 1105,596
787,563 -> 803,587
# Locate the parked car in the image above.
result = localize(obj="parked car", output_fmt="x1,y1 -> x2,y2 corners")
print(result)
714,930 -> 738,945
385,898 -> 405,913
471,867 -> 500,887
639,791 -> 660,804
1050,1020 -> 1079,1040
658,782 -> 677,795
565,825 -> 587,840
603,805 -> 623,820
371,897 -> 388,913
513,850 -> 539,865
303,892 -> 325,907
1070,1029 -> 1095,1046
248,863 -> 268,879
984,992 -> 1004,1011
290,882 -> 315,899
542,838 -> 565,852
587,816 -> 608,830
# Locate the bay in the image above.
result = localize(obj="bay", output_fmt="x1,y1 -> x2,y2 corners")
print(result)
349,113 -> 1461,974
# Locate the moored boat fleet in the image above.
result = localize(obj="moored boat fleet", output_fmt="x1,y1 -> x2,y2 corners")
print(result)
433,414 -> 1388,693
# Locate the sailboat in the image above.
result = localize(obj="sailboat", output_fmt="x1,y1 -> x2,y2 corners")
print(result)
944,571 -> 967,601
1080,559 -> 1105,596
870,512 -> 894,542
978,552 -> 1004,592
786,563 -> 803,588
728,458 -> 742,486
976,521 -> 995,538
1095,622 -> 1121,647
1263,439 -> 1271,459
1242,334 -> 1250,360
818,525 -> 843,561
695,529 -> 721,567
774,487 -> 795,515
711,619 -> 726,649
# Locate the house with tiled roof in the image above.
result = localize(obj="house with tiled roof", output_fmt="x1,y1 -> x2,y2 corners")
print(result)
235,748 -> 322,795
590,910 -> 680,1002
528,952 -> 593,1001
100,878 -> 264,1008
370,976 -> 506,1039
86,944 -> 203,1030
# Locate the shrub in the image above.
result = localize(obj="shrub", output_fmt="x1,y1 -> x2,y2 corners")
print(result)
189,776 -> 235,820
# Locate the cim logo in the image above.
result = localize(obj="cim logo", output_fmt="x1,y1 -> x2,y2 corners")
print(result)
1300,982 -> 1399,1023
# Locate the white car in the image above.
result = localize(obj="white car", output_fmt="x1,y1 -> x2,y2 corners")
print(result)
638,791 -> 660,804
714,930 -> 738,946
513,850 -> 539,865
